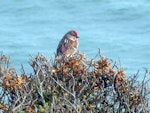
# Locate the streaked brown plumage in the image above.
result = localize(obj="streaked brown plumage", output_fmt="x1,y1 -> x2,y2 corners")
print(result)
56,30 -> 79,57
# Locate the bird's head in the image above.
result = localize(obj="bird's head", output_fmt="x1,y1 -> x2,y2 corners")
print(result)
67,30 -> 79,42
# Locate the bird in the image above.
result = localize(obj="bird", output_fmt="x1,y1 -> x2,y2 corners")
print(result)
56,30 -> 79,58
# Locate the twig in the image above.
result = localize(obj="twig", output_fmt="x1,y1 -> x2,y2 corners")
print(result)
49,74 -> 74,98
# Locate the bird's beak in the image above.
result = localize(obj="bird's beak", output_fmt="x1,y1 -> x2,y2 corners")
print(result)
77,36 -> 79,38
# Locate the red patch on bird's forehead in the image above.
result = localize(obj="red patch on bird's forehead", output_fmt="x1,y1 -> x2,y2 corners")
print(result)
72,31 -> 78,35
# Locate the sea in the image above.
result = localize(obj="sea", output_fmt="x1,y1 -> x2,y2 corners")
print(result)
0,0 -> 150,78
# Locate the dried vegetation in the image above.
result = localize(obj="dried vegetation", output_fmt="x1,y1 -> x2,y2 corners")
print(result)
0,51 -> 150,113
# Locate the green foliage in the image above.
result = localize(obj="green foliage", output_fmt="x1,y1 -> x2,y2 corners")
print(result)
16,109 -> 25,113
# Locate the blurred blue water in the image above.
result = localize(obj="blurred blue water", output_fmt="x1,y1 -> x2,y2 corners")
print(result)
0,0 -> 150,76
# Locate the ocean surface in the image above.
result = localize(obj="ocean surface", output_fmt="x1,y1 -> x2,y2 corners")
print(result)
0,0 -> 150,77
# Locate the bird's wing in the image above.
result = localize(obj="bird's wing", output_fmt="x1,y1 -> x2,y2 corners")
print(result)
56,38 -> 69,56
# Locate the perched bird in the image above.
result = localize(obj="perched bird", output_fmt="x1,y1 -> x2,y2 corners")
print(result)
56,30 -> 79,57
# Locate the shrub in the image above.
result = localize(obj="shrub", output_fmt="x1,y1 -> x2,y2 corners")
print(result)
0,51 -> 149,113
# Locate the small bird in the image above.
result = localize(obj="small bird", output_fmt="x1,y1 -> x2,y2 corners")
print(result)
56,30 -> 79,57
